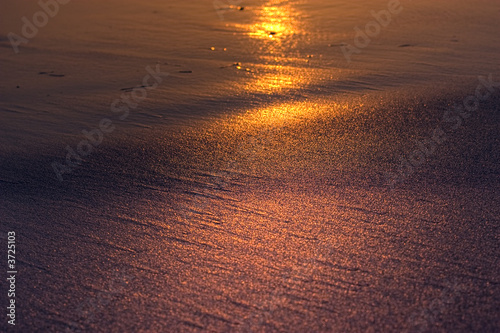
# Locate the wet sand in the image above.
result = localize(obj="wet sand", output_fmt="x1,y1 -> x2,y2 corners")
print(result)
1,0 -> 499,332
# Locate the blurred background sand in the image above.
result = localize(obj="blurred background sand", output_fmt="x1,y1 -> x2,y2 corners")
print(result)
1,0 -> 499,331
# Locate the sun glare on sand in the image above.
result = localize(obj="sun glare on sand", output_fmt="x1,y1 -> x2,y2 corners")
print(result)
231,1 -> 319,94
247,1 -> 300,41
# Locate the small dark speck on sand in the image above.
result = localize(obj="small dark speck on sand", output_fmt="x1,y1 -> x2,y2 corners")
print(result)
16,85 -> 20,88
179,70 -> 192,73
238,6 -> 244,10
39,71 -> 65,77
120,85 -> 150,92
398,44 -> 412,47
328,43 -> 347,47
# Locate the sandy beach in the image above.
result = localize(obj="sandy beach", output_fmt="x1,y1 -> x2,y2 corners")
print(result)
1,0 -> 499,332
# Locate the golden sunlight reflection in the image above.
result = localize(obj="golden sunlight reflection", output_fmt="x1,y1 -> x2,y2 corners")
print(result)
232,1 -> 315,94
247,2 -> 300,42
215,99 -> 359,139
243,64 -> 309,92
205,98 -> 363,176
238,100 -> 350,126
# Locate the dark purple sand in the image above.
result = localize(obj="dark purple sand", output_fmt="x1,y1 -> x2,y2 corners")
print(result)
1,0 -> 500,332
1,90 -> 499,332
